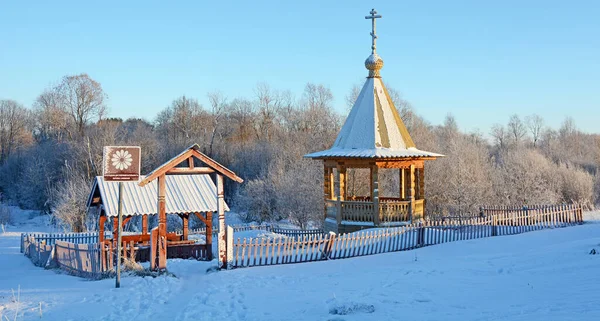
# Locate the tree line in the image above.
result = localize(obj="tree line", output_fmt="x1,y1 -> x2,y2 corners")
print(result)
0,73 -> 598,231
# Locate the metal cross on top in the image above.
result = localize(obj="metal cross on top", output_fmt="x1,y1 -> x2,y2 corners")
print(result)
365,8 -> 382,54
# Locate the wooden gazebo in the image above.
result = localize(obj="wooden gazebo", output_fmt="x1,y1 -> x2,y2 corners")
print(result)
138,144 -> 243,270
87,144 -> 243,270
305,9 -> 442,234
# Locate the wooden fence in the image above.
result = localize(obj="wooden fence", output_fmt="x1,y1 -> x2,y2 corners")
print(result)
270,227 -> 324,239
229,204 -> 583,268
23,235 -> 54,267
20,232 -> 111,253
54,241 -> 106,278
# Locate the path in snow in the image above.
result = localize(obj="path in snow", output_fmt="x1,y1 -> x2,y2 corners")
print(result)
1,211 -> 599,320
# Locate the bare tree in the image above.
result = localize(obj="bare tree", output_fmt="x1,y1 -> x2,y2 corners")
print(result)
507,114 -> 527,146
55,74 -> 107,137
525,114 -> 544,147
33,89 -> 71,141
490,124 -> 508,149
0,100 -> 33,162
207,91 -> 227,157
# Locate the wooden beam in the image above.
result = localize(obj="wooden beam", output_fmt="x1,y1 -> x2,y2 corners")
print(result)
188,156 -> 194,169
139,149 -> 195,186
193,212 -> 210,226
122,216 -> 132,228
166,167 -> 215,175
191,149 -> 244,183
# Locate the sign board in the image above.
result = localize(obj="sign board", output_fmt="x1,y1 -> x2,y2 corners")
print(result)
102,146 -> 141,182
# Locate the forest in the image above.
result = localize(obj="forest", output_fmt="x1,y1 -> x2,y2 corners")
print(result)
0,73 -> 598,231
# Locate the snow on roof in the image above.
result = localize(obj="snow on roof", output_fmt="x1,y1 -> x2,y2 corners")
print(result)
88,174 -> 229,217
305,77 -> 443,159
305,147 -> 443,159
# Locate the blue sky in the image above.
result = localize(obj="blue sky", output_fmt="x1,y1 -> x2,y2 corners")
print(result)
1,0 -> 599,134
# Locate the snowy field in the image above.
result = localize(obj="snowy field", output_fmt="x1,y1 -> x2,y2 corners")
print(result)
1,210 -> 600,321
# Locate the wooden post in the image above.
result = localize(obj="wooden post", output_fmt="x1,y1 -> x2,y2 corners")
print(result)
408,164 -> 415,221
157,175 -> 167,270
217,174 -> 227,269
141,214 -> 148,235
372,165 -> 380,225
335,164 -> 345,225
206,211 -> 213,260
150,227 -> 158,270
418,166 -> 425,200
400,168 -> 406,200
182,214 -> 189,241
98,215 -> 106,243
323,165 -> 330,218
339,165 -> 346,202
112,217 -> 118,246
116,181 -> 123,288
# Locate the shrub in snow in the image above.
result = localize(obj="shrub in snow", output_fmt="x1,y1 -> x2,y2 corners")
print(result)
328,302 -> 375,315
0,202 -> 11,225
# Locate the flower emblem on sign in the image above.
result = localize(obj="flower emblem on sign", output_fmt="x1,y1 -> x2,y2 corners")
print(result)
111,150 -> 133,170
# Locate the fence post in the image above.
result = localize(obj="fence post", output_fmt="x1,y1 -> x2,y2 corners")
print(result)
323,232 -> 336,260
492,215 -> 497,236
226,225 -> 233,270
417,221 -> 425,247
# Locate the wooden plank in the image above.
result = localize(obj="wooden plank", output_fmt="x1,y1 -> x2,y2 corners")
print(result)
166,167 -> 215,175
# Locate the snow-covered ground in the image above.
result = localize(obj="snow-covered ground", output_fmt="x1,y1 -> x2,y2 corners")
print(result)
1,209 -> 600,320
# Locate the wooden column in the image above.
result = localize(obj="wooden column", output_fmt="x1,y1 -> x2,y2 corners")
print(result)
335,164 -> 344,225
141,214 -> 148,235
339,165 -> 346,201
372,165 -> 380,225
217,174 -> 227,269
418,166 -> 425,199
323,166 -> 330,218
157,174 -> 167,270
408,164 -> 416,221
400,168 -> 406,200
98,215 -> 106,243
329,167 -> 335,199
206,211 -> 213,260
182,214 -> 189,241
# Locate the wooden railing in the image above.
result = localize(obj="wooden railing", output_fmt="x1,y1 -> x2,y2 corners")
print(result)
414,199 -> 425,220
339,199 -> 416,224
379,201 -> 410,223
341,201 -> 375,222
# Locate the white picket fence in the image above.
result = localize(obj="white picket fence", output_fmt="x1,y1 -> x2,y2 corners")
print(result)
229,204 -> 584,268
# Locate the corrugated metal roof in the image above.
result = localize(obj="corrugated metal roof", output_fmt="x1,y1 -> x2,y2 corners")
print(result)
304,147 -> 443,159
304,77 -> 443,160
89,175 -> 229,217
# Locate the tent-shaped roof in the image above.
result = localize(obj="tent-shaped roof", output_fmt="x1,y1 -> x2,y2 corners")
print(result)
305,31 -> 442,160
87,175 -> 229,217
305,76 -> 443,159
